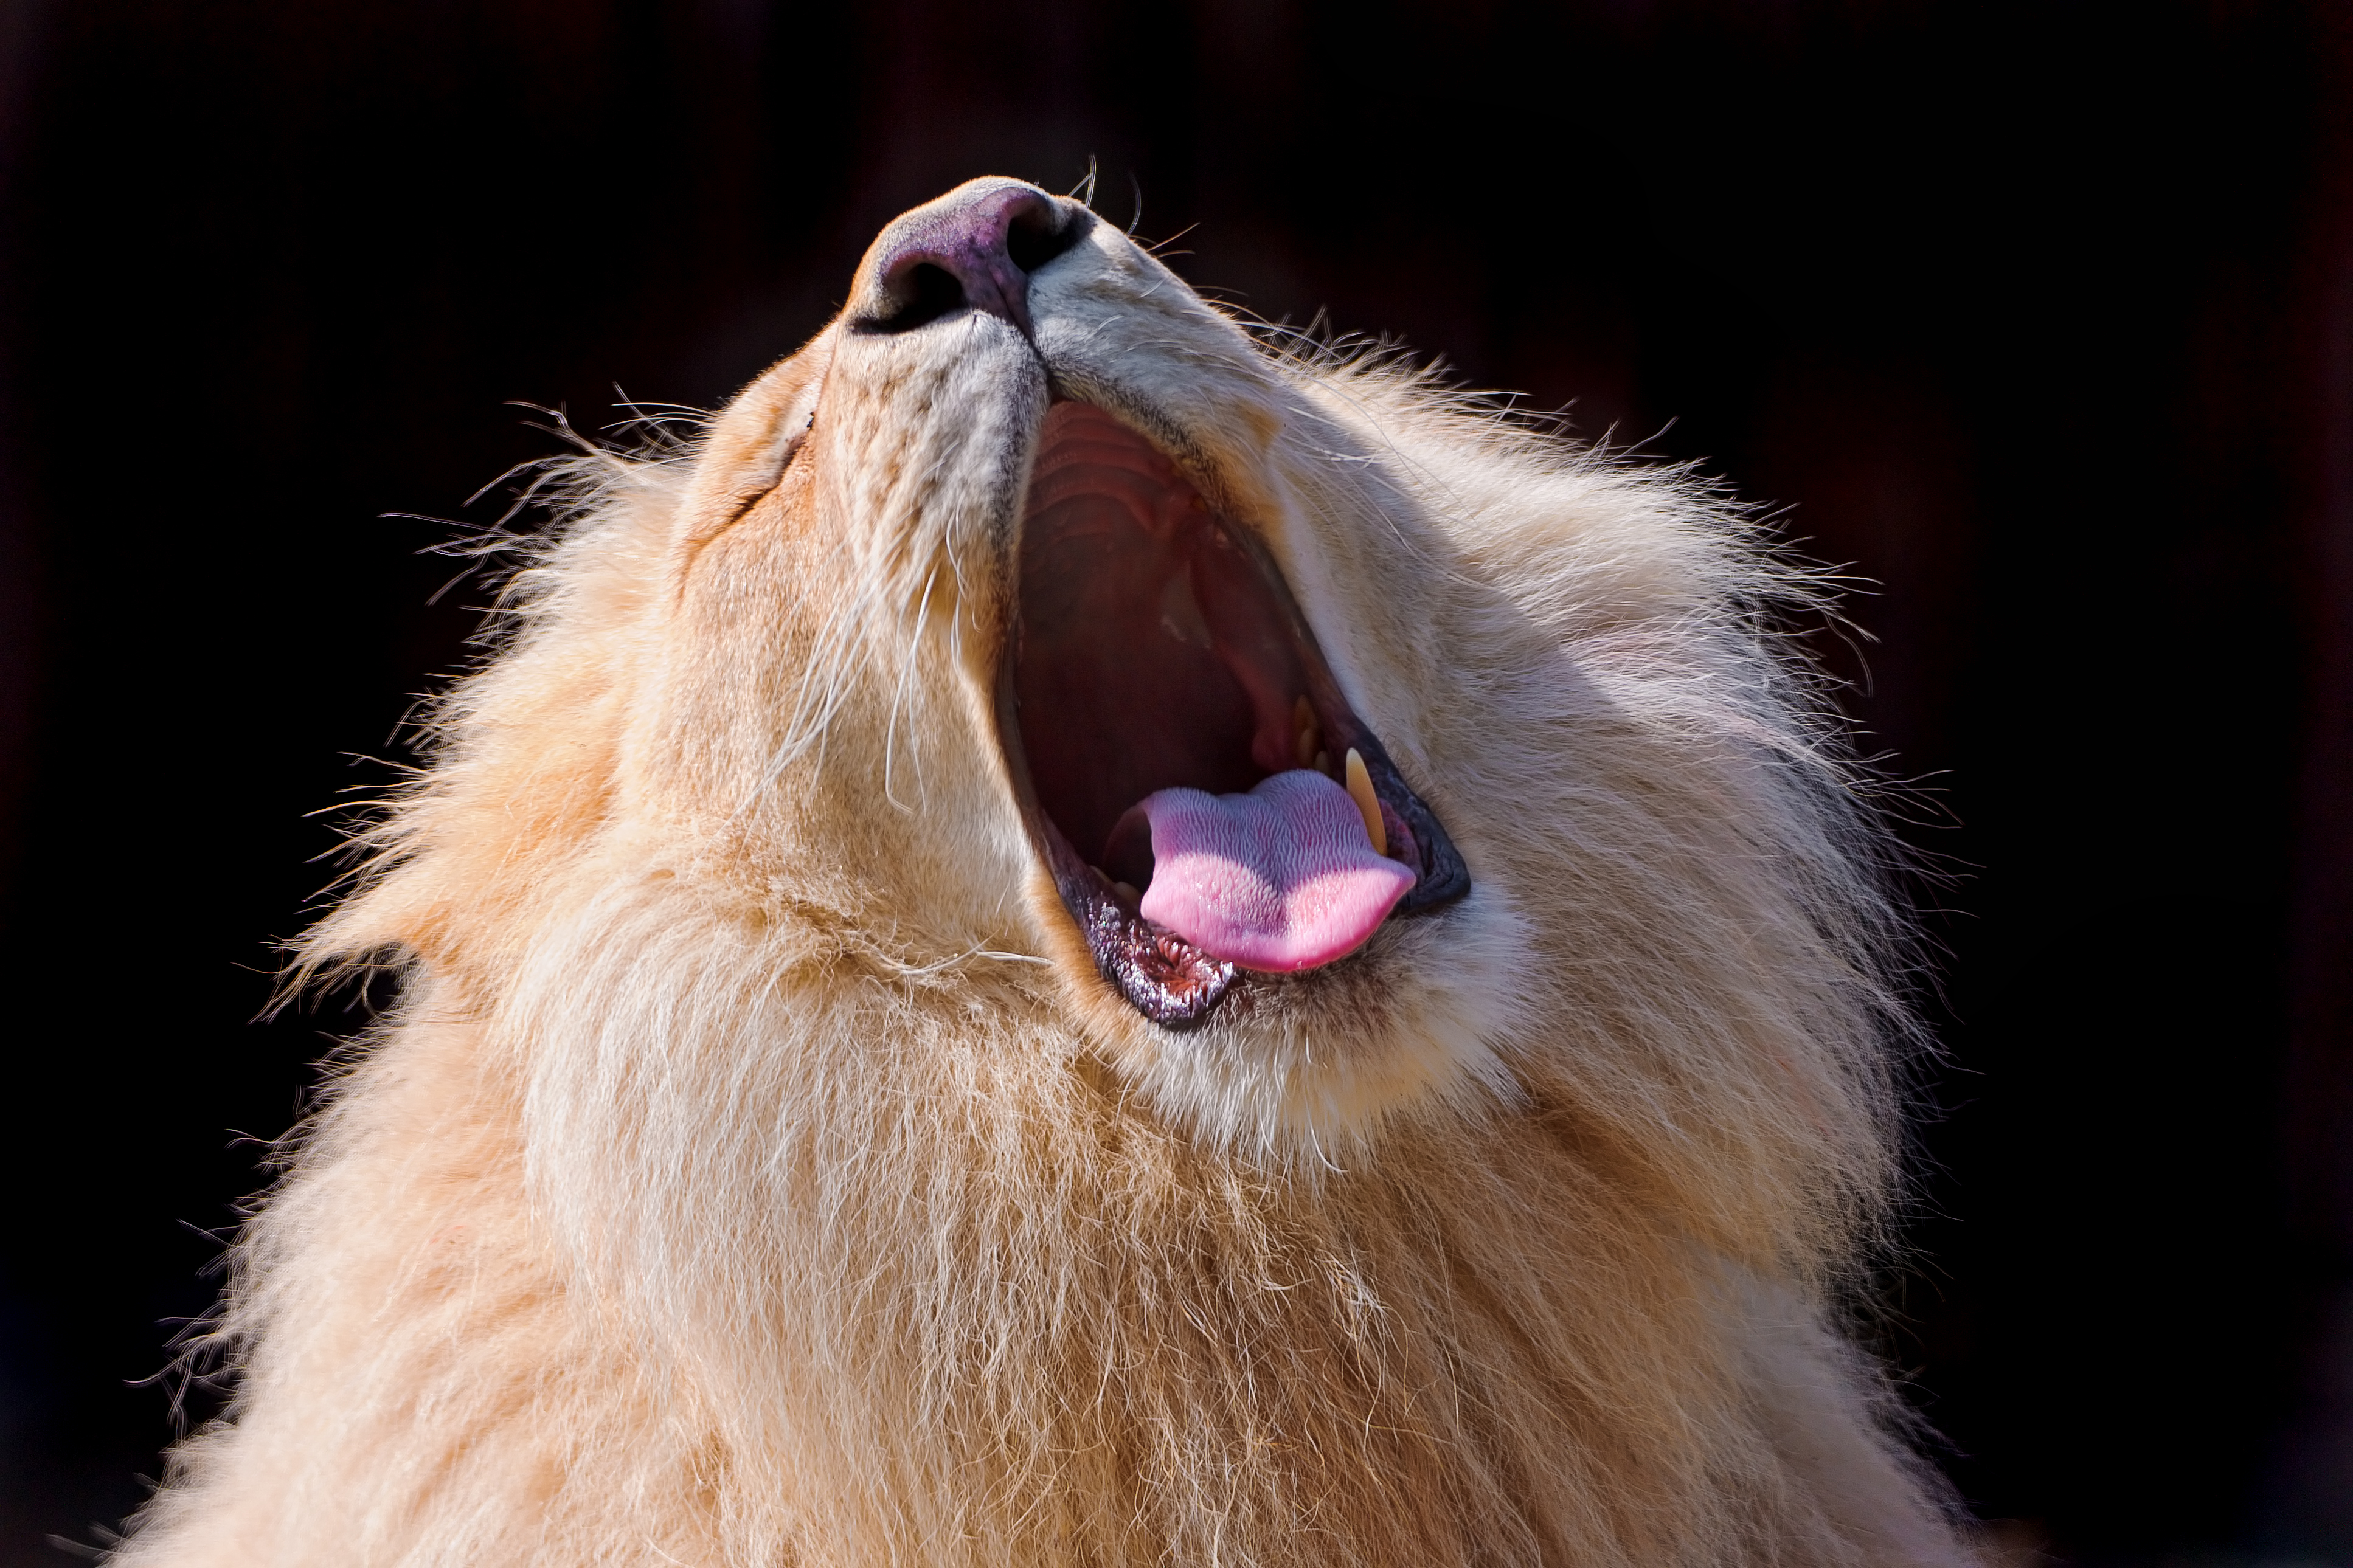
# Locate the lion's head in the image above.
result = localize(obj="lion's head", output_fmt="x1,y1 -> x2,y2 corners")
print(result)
580,176 -> 1546,1153
241,177 -> 1956,1567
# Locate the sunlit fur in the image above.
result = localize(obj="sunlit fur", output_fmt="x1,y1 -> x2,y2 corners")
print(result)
116,179 -> 1973,1566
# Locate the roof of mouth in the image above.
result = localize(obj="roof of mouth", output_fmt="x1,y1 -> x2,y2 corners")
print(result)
1012,404 -> 1312,871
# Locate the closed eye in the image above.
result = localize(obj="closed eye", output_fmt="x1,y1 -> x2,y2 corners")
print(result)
678,407 -> 819,578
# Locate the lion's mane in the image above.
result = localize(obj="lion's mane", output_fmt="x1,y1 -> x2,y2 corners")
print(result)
114,183 -> 1969,1567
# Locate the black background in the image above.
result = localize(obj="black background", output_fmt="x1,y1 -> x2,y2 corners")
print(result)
2,2 -> 2350,1563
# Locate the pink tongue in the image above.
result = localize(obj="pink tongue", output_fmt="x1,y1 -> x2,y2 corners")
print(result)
1126,770 -> 1417,973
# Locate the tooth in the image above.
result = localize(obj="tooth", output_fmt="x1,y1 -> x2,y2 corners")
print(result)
1113,880 -> 1140,905
1344,748 -> 1386,857
1314,749 -> 1330,777
1292,696 -> 1321,768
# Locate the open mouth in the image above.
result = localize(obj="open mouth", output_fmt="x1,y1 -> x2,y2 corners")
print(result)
997,402 -> 1469,1028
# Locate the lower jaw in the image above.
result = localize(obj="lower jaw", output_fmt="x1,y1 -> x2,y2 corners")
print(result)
1056,821 -> 1239,1027
1003,689 -> 1469,1030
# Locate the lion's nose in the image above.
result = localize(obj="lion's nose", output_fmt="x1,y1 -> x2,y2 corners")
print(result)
850,178 -> 1090,336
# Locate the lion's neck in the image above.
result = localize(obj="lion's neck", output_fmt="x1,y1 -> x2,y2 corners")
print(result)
507,898 -> 1801,1566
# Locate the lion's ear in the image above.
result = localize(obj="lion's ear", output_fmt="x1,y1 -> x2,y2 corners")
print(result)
668,327 -> 836,571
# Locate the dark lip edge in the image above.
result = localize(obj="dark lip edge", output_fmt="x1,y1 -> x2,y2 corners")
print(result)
993,401 -> 1471,1031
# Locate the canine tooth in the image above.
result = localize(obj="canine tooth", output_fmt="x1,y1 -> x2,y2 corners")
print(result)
1314,749 -> 1330,777
1113,880 -> 1140,905
1292,696 -> 1320,768
1344,748 -> 1386,857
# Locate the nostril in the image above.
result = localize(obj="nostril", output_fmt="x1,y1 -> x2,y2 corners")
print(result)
876,260 -> 968,334
1004,205 -> 1080,275
853,181 -> 1093,335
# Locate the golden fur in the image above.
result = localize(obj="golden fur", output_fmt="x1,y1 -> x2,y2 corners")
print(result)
116,179 -> 1972,1565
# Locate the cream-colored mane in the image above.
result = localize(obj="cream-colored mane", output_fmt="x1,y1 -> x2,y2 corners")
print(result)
116,179 -> 1971,1566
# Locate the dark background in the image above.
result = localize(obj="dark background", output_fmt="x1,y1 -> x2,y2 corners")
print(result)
1,1 -> 2349,1562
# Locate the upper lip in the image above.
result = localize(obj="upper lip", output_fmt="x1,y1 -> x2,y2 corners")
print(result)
993,399 -> 1469,1028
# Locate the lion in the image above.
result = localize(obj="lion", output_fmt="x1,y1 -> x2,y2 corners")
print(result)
113,178 -> 1974,1566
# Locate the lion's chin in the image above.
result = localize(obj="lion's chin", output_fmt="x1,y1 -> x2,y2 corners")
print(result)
998,401 -> 1469,1029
